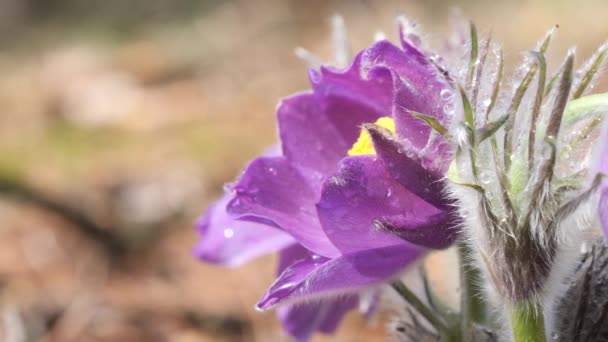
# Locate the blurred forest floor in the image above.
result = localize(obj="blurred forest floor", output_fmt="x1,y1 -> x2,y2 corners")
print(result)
0,0 -> 606,341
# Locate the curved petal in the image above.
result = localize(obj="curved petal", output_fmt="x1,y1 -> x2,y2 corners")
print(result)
194,193 -> 294,267
227,156 -> 340,258
312,52 -> 393,116
278,93 -> 352,176
601,189 -> 608,237
275,245 -> 358,341
592,101 -> 608,235
317,155 -> 446,254
361,41 -> 454,150
257,244 -> 423,309
277,297 -> 358,342
373,211 -> 458,249
367,124 -> 449,208
279,53 -> 393,176
277,244 -> 311,274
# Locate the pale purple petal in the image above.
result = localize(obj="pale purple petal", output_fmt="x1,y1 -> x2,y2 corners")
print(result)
278,244 -> 311,273
227,156 -> 340,258
257,244 -> 423,309
590,112 -> 608,237
194,193 -> 294,267
317,155 -> 446,254
277,297 -> 358,342
592,110 -> 608,235
601,188 -> 608,237
276,245 -> 357,341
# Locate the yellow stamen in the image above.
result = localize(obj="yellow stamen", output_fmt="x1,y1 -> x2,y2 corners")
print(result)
347,117 -> 396,156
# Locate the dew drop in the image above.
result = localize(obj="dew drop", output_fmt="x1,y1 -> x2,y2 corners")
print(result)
443,103 -> 455,115
386,188 -> 393,198
440,89 -> 454,101
224,228 -> 235,239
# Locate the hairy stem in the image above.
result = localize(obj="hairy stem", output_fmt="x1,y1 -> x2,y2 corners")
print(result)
459,242 -> 486,333
391,281 -> 448,335
511,303 -> 546,342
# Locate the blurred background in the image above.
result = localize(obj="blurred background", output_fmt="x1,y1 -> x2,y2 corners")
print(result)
0,0 -> 606,341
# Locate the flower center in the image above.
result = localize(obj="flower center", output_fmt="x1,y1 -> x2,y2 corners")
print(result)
347,117 -> 395,156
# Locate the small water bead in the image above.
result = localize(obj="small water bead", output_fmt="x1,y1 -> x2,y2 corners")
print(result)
267,167 -> 277,176
223,228 -> 235,239
386,188 -> 393,199
311,254 -> 323,261
443,103 -> 456,116
440,88 -> 455,101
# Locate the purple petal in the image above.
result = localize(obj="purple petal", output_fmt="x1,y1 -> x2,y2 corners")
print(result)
277,93 -> 352,176
374,211 -> 457,249
277,297 -> 358,342
317,155 -> 446,254
367,124 -> 449,208
194,193 -> 294,267
279,53 -> 393,175
278,244 -> 312,274
312,52 -> 393,112
257,244 -> 423,309
227,156 -> 340,258
363,41 -> 453,150
592,111 -> 608,235
276,245 -> 357,341
600,188 -> 608,237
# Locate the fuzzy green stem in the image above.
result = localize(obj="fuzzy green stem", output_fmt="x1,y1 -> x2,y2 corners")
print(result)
391,281 -> 448,335
511,303 -> 546,342
458,243 -> 486,326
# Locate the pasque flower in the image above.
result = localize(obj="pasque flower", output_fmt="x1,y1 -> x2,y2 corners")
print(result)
195,18 -> 461,341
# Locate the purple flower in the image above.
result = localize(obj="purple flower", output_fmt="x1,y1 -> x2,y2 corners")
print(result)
195,24 -> 460,341
592,94 -> 608,236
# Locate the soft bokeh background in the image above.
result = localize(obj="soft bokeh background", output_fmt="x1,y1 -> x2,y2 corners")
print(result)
0,0 -> 606,341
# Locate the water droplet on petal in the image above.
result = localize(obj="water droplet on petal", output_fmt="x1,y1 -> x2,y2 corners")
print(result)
440,88 -> 454,101
224,228 -> 235,239
443,103 -> 455,115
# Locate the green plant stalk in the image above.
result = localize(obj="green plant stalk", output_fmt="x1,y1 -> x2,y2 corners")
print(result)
458,243 -> 486,333
391,281 -> 448,334
511,303 -> 546,342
